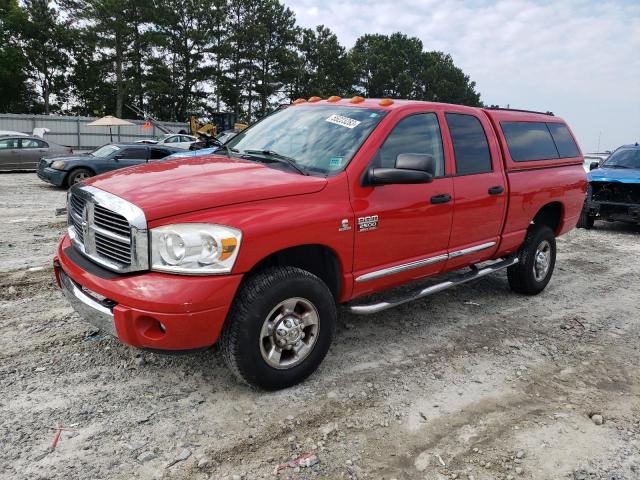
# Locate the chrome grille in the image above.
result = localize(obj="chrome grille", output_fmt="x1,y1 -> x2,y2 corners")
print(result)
94,205 -> 131,236
67,185 -> 148,273
69,194 -> 86,243
95,231 -> 132,264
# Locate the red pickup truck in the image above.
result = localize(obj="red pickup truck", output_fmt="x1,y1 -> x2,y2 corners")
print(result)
54,98 -> 586,389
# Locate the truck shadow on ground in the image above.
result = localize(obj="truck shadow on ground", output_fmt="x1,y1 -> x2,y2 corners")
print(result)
124,272 -> 518,392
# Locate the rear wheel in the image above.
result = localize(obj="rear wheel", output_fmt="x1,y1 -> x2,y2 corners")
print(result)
220,266 -> 336,390
66,168 -> 93,187
508,224 -> 556,295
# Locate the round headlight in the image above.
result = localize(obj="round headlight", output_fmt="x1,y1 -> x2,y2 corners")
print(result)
158,231 -> 186,265
198,232 -> 219,265
51,161 -> 66,170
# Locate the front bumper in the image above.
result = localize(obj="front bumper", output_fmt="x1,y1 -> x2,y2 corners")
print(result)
55,235 -> 243,350
585,181 -> 640,223
37,166 -> 67,186
59,268 -> 117,336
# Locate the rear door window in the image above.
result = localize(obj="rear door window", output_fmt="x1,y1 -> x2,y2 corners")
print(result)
445,113 -> 492,175
20,138 -> 47,148
501,121 -> 566,161
150,148 -> 170,160
119,148 -> 148,160
547,123 -> 580,158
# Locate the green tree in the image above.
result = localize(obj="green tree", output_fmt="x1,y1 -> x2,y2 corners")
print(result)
66,26 -> 116,116
220,0 -> 251,119
248,0 -> 299,118
418,51 -> 482,106
145,0 -> 224,121
0,0 -> 35,112
292,25 -> 353,99
62,0 -> 156,117
350,33 -> 423,98
349,32 -> 481,106
19,0 -> 72,113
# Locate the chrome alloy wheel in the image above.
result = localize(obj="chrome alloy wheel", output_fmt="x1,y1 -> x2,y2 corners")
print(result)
259,297 -> 320,369
533,239 -> 551,282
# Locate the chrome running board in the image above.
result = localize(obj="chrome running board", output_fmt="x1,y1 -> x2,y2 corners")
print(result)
347,256 -> 519,315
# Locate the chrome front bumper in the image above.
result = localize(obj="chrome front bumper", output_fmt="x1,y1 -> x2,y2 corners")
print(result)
59,270 -> 117,337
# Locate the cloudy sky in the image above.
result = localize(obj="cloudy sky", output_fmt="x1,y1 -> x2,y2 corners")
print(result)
285,0 -> 639,152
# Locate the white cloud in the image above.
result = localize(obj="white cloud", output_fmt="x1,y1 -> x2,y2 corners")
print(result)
285,0 -> 640,151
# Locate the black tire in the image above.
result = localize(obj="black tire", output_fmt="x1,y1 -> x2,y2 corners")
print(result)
507,224 -> 556,295
576,207 -> 595,229
66,168 -> 93,188
220,266 -> 336,390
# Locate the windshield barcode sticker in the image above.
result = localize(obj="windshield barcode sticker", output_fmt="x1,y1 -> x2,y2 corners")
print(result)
325,114 -> 361,129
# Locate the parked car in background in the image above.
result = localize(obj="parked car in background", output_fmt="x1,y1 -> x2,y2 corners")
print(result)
37,143 -> 180,188
578,143 -> 640,228
164,146 -> 219,160
0,127 -> 50,139
0,135 -> 72,171
0,130 -> 28,137
136,133 -> 198,150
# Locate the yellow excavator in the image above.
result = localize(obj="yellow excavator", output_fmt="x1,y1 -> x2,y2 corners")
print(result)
190,115 -> 248,138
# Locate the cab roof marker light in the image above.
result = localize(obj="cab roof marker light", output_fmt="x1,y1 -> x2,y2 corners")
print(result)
308,96 -> 322,103
292,98 -> 307,105
350,96 -> 365,104
379,98 -> 394,106
327,95 -> 342,102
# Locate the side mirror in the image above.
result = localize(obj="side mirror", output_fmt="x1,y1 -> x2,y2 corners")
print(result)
368,153 -> 435,186
113,154 -> 123,161
589,161 -> 599,171
396,153 -> 436,176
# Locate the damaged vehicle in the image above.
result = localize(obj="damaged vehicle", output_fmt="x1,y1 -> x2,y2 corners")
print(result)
53,98 -> 586,390
578,143 -> 640,228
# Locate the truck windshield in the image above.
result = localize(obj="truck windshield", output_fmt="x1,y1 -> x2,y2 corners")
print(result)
601,148 -> 640,169
226,105 -> 386,175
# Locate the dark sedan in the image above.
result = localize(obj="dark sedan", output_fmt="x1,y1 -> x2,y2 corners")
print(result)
37,143 -> 180,188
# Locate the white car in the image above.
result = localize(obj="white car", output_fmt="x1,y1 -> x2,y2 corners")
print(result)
0,128 -> 50,138
137,134 -> 198,150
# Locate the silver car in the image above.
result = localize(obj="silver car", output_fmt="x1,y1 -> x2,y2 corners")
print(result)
0,135 -> 72,170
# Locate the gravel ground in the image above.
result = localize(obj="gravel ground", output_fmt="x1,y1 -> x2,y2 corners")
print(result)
1,173 -> 639,480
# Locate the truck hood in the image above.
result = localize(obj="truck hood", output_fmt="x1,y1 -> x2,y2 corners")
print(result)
588,167 -> 640,184
84,155 -> 328,221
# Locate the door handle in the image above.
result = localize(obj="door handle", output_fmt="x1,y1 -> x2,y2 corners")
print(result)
431,194 -> 451,204
488,186 -> 504,195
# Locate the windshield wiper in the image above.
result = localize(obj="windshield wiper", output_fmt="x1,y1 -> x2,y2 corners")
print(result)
602,164 -> 630,169
242,149 -> 308,175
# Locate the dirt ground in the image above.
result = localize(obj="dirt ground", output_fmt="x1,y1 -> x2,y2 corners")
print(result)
1,173 -> 639,480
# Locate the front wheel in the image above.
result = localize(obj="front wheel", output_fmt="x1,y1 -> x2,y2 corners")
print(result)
220,266 -> 336,390
507,224 -> 556,295
66,168 -> 93,187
